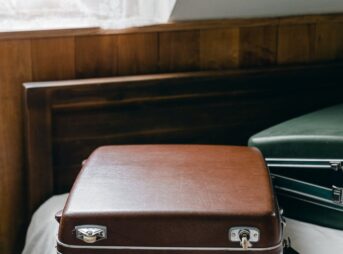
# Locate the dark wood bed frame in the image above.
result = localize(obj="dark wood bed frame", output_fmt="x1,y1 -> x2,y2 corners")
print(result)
24,63 -> 343,215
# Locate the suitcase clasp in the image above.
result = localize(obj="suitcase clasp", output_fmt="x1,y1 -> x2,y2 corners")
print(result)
75,225 -> 107,243
329,161 -> 343,172
332,186 -> 343,204
229,227 -> 259,249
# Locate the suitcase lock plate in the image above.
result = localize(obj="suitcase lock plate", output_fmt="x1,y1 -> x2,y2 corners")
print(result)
75,225 -> 107,243
330,161 -> 343,172
229,227 -> 260,250
333,186 -> 343,204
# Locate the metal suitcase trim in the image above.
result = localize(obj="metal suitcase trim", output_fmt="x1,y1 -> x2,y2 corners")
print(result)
272,174 -> 343,207
266,158 -> 343,170
275,186 -> 343,211
267,158 -> 343,204
56,237 -> 283,252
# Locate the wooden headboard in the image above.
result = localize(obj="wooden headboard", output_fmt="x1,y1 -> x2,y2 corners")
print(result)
24,63 -> 343,214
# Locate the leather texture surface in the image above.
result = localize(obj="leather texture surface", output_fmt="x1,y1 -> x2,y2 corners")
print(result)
58,145 -> 281,252
248,103 -> 343,158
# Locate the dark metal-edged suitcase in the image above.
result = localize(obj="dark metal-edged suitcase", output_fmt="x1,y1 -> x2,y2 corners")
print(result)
56,145 -> 284,254
249,103 -> 343,229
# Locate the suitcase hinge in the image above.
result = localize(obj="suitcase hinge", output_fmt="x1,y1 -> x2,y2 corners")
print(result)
332,186 -> 343,204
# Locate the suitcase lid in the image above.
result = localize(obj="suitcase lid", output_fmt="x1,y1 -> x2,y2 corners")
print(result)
249,103 -> 343,160
58,145 -> 282,251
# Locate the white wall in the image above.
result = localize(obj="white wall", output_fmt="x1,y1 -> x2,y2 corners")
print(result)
170,0 -> 343,21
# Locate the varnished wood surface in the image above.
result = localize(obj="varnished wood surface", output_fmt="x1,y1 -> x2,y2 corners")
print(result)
315,23 -> 343,61
31,37 -> 75,80
278,24 -> 316,64
200,28 -> 239,69
0,13 -> 343,254
0,40 -> 32,254
240,26 -> 277,67
75,35 -> 117,78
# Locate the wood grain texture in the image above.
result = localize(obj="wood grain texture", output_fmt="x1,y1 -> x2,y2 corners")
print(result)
240,26 -> 278,67
117,33 -> 159,75
0,14 -> 343,254
24,88 -> 53,215
75,35 -> 117,78
277,24 -> 316,64
159,30 -> 200,72
0,40 -> 32,254
315,22 -> 343,61
200,28 -> 239,69
31,37 -> 75,81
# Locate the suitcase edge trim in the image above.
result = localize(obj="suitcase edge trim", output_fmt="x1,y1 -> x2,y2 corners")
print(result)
272,174 -> 343,207
56,237 -> 283,252
266,157 -> 343,170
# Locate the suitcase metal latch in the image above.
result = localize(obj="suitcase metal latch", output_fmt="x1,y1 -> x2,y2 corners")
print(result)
229,227 -> 260,250
332,186 -> 343,204
329,161 -> 343,172
75,225 -> 107,243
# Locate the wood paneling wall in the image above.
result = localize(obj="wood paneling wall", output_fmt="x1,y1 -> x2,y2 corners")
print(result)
0,14 -> 343,253
0,40 -> 32,254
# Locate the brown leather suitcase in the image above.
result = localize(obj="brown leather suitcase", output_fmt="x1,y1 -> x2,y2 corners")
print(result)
56,145 -> 283,254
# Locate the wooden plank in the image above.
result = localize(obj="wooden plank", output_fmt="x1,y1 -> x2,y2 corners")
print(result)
159,30 -> 200,72
278,14 -> 343,25
315,22 -> 343,61
277,24 -> 316,64
31,37 -> 75,81
52,97 -> 258,142
200,28 -> 239,70
0,27 -> 100,40
240,26 -> 278,67
24,87 -> 53,215
117,33 -> 159,75
75,35 -> 117,78
0,40 -> 32,254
